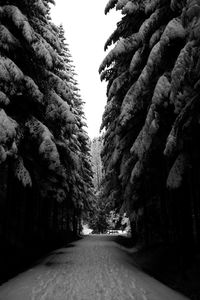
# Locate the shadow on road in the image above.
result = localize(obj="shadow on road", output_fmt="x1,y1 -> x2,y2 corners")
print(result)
0,237 -> 80,285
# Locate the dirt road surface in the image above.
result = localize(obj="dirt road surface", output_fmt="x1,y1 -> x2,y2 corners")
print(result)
0,235 -> 189,300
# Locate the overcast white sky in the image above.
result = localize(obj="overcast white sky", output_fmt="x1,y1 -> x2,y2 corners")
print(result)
50,0 -> 120,139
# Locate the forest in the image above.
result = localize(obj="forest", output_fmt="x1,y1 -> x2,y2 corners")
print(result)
0,0 -> 200,298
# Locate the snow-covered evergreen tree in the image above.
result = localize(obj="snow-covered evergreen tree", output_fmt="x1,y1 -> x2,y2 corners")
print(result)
0,0 -> 93,251
56,24 -> 93,232
100,0 -> 200,249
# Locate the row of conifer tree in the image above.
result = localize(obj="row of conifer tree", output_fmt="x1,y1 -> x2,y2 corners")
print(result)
100,0 -> 200,259
0,0 -> 93,254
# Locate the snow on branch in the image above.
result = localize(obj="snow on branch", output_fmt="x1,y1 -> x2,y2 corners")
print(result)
33,17 -> 61,52
1,5 -> 34,43
0,25 -> 21,52
164,92 -> 199,158
184,0 -> 200,41
108,71 -> 129,99
122,2 -> 140,15
32,38 -> 53,69
145,0 -> 169,15
99,33 -> 140,73
26,116 -> 53,142
100,6 -> 171,73
46,91 -> 75,126
118,15 -> 186,131
130,106 -> 159,160
23,76 -> 43,102
33,0 -> 48,16
45,71 -> 71,102
170,41 -> 193,113
100,68 -> 114,81
0,55 -> 23,83
118,41 -> 163,129
130,74 -> 170,160
0,55 -> 43,103
39,138 -> 61,171
13,156 -> 32,187
104,13 -> 143,51
129,47 -> 145,75
139,7 -> 170,43
55,69 -> 71,82
160,18 -> 186,45
105,0 -> 118,14
0,91 -> 10,106
116,0 -> 129,11
104,28 -> 120,51
149,25 -> 165,49
25,117 -> 62,172
0,7 -> 63,75
47,0 -> 55,4
0,109 -> 18,163
152,73 -> 171,106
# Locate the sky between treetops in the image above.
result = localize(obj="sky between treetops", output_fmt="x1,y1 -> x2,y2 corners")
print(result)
50,0 -> 120,139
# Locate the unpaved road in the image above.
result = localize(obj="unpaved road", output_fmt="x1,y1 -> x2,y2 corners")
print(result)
0,235 -> 189,300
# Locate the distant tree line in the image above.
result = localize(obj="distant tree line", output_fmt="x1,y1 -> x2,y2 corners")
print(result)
88,136 -> 129,233
100,0 -> 200,261
0,0 -> 93,262
90,136 -> 103,191
87,137 -> 105,233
